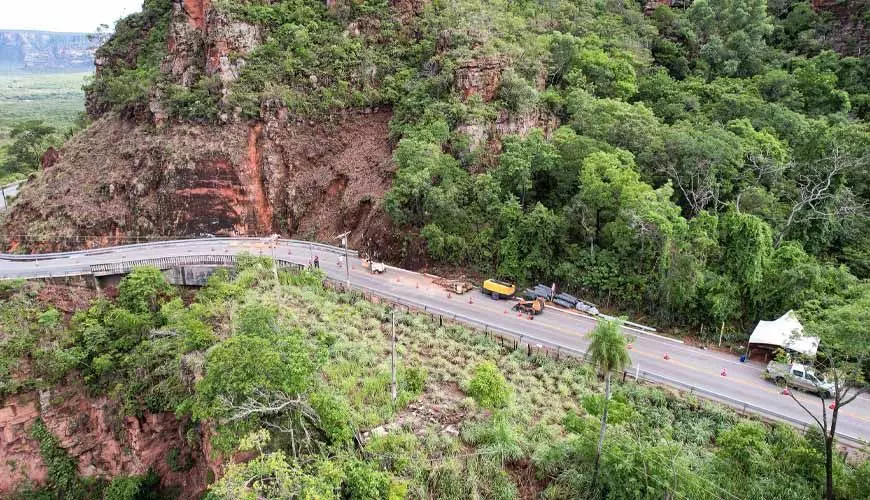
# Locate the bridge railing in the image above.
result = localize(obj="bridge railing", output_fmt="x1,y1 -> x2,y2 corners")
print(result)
0,237 -> 358,261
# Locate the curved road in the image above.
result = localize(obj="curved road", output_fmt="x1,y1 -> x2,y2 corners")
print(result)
1,238 -> 868,445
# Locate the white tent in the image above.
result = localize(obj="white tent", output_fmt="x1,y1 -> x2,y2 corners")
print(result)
748,310 -> 819,357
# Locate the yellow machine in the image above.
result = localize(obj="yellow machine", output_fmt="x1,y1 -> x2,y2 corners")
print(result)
482,279 -> 516,299
513,297 -> 545,316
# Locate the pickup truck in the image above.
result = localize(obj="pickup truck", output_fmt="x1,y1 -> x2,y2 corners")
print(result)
767,361 -> 834,398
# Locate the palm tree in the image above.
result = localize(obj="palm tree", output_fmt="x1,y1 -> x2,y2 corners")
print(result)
586,318 -> 632,492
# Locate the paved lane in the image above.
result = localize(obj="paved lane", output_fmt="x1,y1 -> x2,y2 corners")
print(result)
1,238 -> 867,445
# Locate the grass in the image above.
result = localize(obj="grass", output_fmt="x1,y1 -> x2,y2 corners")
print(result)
0,72 -> 89,147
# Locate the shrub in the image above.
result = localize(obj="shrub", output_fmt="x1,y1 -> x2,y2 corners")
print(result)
467,361 -> 512,410
118,266 -> 175,315
342,460 -> 391,500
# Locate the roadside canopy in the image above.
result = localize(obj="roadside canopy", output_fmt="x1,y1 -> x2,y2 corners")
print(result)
748,310 -> 820,358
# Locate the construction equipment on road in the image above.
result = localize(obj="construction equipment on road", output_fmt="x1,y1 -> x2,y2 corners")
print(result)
513,297 -> 545,316
434,277 -> 474,294
361,257 -> 386,274
482,279 -> 516,299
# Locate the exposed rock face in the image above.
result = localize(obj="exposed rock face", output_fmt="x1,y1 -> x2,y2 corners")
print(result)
1,110 -> 397,254
455,55 -> 508,102
812,0 -> 869,56
0,387 -> 210,497
163,0 -> 263,92
0,30 -> 104,72
456,109 -> 560,168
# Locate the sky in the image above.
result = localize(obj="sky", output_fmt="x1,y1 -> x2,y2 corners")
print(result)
1,0 -> 143,33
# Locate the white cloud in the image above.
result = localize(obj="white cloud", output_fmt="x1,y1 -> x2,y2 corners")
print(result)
1,0 -> 144,33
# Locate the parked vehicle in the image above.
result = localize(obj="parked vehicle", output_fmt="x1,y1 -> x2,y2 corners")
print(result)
482,279 -> 516,299
513,297 -> 545,316
767,361 -> 833,397
362,258 -> 386,274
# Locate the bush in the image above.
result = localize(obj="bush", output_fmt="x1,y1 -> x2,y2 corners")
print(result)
118,266 -> 175,316
498,69 -> 538,113
342,460 -> 391,500
467,361 -> 512,410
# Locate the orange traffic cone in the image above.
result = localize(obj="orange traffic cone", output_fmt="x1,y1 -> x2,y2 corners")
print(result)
663,352 -> 671,360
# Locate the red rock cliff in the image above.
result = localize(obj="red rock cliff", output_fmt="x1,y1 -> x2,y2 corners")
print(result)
1,110 -> 397,255
0,387 -> 211,497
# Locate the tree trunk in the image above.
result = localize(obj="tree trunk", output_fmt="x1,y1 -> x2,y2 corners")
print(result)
826,405 -> 840,500
592,371 -> 611,491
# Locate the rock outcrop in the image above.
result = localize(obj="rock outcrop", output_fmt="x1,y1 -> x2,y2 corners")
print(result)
0,387 -> 210,497
455,55 -> 508,102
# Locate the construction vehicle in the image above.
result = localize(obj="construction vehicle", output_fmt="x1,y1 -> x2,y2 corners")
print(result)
482,279 -> 516,299
513,297 -> 545,316
434,277 -> 474,294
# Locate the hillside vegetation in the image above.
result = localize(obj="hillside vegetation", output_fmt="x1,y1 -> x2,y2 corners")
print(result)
73,0 -> 870,338
0,261 -> 868,498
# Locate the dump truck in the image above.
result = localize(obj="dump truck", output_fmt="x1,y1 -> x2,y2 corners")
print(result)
767,361 -> 833,398
513,297 -> 545,316
482,279 -> 516,299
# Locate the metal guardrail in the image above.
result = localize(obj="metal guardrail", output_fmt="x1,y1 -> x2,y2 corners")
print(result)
339,281 -> 868,449
89,254 -> 305,276
0,237 -> 358,261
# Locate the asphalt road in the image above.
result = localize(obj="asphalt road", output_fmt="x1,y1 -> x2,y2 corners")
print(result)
1,238 -> 868,445
0,181 -> 23,211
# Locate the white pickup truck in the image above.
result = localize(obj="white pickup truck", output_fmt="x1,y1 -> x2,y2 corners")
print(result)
767,361 -> 834,398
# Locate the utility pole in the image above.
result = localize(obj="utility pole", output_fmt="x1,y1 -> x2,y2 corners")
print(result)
335,231 -> 351,288
390,309 -> 397,404
718,321 -> 725,347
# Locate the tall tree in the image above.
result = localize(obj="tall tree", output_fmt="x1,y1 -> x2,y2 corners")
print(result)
1,120 -> 57,176
792,287 -> 870,500
585,318 -> 632,491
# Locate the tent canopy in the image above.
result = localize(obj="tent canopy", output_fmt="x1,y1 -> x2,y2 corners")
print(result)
748,310 -> 820,357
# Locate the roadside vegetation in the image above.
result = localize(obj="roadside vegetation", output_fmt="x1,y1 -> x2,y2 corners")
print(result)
1,259 -> 867,498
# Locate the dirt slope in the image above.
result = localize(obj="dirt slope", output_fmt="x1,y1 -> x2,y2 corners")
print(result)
2,110 -> 397,254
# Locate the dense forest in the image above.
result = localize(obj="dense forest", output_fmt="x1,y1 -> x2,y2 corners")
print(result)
1,261 -> 868,499
77,0 -> 870,337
